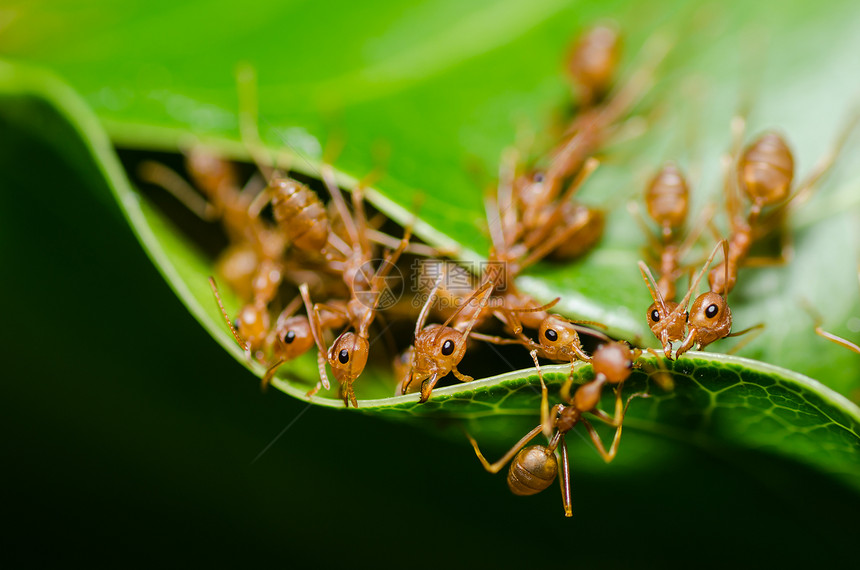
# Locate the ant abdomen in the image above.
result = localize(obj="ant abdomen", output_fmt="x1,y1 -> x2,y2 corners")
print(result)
566,25 -> 621,106
507,445 -> 558,496
738,133 -> 795,209
269,177 -> 330,252
646,163 -> 689,237
545,204 -> 605,260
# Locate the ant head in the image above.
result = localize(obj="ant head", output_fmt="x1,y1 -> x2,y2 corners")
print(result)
591,341 -> 635,384
538,315 -> 581,359
235,303 -> 270,351
646,301 -> 686,342
272,316 -> 314,360
687,292 -> 732,347
739,132 -> 795,208
516,170 -> 547,209
327,332 -> 370,384
412,324 -> 465,379
645,162 -> 688,234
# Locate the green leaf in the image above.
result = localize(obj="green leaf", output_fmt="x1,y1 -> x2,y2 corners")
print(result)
3,0 -> 860,494
6,0 -> 860,380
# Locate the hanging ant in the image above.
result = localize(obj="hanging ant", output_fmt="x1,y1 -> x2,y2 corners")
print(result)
466,342 -> 650,517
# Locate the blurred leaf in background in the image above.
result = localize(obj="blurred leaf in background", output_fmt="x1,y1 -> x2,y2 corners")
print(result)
2,0 -> 860,566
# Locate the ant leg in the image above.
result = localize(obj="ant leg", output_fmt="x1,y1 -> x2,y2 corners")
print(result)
590,385 -> 651,427
627,201 -> 663,254
451,367 -> 473,384
365,228 -> 439,257
501,297 -> 563,336
558,434 -> 572,517
239,170 -> 266,200
299,284 -> 331,391
306,377 -> 323,399
466,423 -> 545,474
644,347 -> 674,391
581,417 -> 622,464
802,298 -> 860,353
261,359 -> 286,392
484,193 -> 508,255
560,376 -> 575,403
314,303 -> 349,318
208,277 -> 251,358
137,161 -> 218,221
320,164 -> 360,249
789,110 -> 860,206
235,63 -> 278,180
246,184 -> 272,220
530,349 -> 554,440
469,331 -> 533,349
814,329 -> 860,354
491,306 -> 524,336
582,387 -> 645,462
588,380 -> 626,427
495,146 -> 521,249
725,323 -> 765,355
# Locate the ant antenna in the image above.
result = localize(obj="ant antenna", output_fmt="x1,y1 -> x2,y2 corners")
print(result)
653,240 -> 726,336
208,277 -> 249,353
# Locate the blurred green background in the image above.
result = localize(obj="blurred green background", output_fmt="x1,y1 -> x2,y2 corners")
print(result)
3,0 -> 860,566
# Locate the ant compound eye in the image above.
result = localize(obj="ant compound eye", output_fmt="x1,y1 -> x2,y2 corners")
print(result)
338,349 -> 350,364
533,172 -> 545,183
233,318 -> 242,330
650,309 -> 660,322
441,339 -> 455,356
544,329 -> 559,342
705,304 -> 719,319
284,330 -> 296,344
